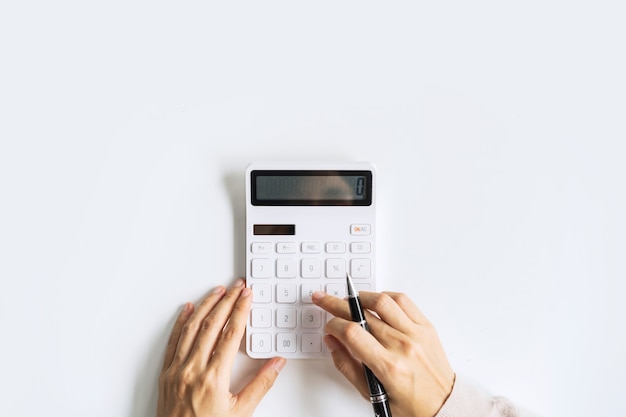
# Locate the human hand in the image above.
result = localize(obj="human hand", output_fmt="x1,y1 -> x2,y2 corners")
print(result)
312,290 -> 454,417
157,279 -> 286,417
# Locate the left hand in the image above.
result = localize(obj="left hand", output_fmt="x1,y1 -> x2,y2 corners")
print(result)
157,279 -> 286,417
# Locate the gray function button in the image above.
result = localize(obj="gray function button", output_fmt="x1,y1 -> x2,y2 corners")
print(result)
276,242 -> 297,254
350,242 -> 371,254
251,242 -> 272,254
301,242 -> 322,253
325,242 -> 346,253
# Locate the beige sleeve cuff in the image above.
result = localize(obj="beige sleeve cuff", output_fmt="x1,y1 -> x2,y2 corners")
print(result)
435,377 -> 519,417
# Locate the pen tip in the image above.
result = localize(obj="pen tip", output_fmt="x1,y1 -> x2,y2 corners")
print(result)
346,273 -> 357,297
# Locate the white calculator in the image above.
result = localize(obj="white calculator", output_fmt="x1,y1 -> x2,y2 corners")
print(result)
245,163 -> 376,358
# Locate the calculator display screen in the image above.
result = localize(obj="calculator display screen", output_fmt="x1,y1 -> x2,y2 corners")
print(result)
251,170 -> 372,206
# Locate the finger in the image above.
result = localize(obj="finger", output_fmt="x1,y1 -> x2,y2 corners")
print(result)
324,316 -> 388,371
187,280 -> 246,367
236,357 -> 286,416
315,291 -> 404,351
324,335 -> 369,400
161,303 -> 194,372
172,285 -> 227,367
383,291 -> 431,325
209,287 -> 252,378
311,291 -> 352,320
358,291 -> 416,333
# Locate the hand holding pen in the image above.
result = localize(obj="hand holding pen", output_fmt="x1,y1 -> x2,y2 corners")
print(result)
312,284 -> 455,417
345,274 -> 393,417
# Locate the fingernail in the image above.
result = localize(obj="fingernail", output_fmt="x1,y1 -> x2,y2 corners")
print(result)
273,357 -> 286,373
183,302 -> 193,313
312,291 -> 326,302
234,278 -> 245,287
240,287 -> 251,298
212,286 -> 225,294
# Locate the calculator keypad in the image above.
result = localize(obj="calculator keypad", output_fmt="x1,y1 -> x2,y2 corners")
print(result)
247,233 -> 373,358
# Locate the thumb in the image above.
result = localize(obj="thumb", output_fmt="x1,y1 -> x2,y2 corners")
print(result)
324,335 -> 370,400
236,357 -> 286,415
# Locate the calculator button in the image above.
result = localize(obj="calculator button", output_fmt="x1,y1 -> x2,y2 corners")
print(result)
301,283 -> 320,303
350,224 -> 371,235
276,308 -> 297,328
350,259 -> 371,278
301,259 -> 322,278
301,333 -> 322,353
325,242 -> 346,253
250,333 -> 271,353
251,259 -> 272,278
251,242 -> 271,254
301,242 -> 322,253
325,283 -> 346,298
251,283 -> 272,303
251,308 -> 272,328
326,258 -> 346,278
355,283 -> 372,292
302,308 -> 322,328
276,242 -> 297,254
276,283 -> 297,303
276,258 -> 297,278
276,333 -> 297,353
350,242 -> 371,254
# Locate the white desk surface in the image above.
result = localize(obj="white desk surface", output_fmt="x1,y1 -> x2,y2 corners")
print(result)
1,2 -> 625,417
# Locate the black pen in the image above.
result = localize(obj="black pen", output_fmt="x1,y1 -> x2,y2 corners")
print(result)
346,274 -> 393,417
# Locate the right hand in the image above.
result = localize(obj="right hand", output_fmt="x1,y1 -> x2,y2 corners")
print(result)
312,290 -> 455,417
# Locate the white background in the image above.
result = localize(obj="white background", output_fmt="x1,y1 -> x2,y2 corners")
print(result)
1,1 -> 625,417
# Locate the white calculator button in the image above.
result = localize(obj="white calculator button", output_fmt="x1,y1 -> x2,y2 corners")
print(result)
276,242 -> 297,254
251,308 -> 272,328
350,242 -> 371,254
301,283 -> 321,303
301,242 -> 322,253
276,283 -> 297,303
350,224 -> 371,236
250,333 -> 272,353
350,259 -> 371,278
325,283 -> 346,299
276,258 -> 297,278
355,283 -> 372,292
301,333 -> 322,353
325,242 -> 346,253
276,308 -> 297,328
326,258 -> 346,278
276,333 -> 297,353
251,242 -> 271,254
251,259 -> 272,278
251,283 -> 272,303
301,258 -> 322,278
302,308 -> 322,328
